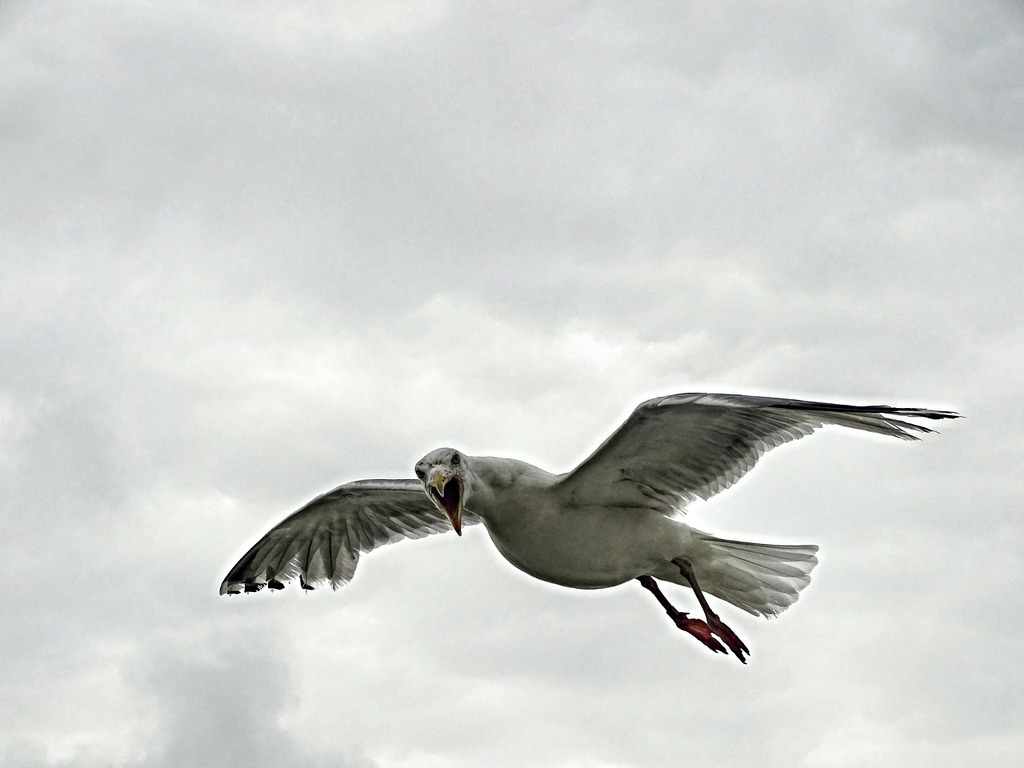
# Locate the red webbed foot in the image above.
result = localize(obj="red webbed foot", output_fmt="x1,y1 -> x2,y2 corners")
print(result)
674,612 -> 728,655
707,615 -> 749,663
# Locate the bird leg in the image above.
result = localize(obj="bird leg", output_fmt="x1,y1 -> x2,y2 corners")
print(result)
671,557 -> 750,663
637,575 -> 728,657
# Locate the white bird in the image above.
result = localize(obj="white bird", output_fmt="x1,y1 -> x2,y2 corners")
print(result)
220,392 -> 959,662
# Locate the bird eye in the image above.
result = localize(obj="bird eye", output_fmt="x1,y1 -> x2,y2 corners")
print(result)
414,466 -> 425,479
451,452 -> 460,465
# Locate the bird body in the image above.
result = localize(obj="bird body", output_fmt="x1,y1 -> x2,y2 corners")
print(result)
465,455 -> 683,589
221,392 -> 960,662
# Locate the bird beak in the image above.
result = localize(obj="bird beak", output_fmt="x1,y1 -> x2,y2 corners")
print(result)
428,470 -> 463,536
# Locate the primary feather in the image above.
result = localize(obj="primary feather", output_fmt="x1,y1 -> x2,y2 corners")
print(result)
558,393 -> 959,511
219,479 -> 479,594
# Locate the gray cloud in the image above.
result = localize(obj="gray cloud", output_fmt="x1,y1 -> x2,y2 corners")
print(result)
1,1 -> 1021,766
129,631 -> 374,768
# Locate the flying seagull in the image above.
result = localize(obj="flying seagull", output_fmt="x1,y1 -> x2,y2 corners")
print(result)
220,392 -> 959,662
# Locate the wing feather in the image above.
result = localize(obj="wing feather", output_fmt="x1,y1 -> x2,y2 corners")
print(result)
558,392 -> 960,512
219,478 -> 478,594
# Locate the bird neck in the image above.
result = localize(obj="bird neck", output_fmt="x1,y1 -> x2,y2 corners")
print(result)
463,455 -> 555,524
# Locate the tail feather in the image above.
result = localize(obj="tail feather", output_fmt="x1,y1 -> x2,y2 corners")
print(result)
688,532 -> 819,617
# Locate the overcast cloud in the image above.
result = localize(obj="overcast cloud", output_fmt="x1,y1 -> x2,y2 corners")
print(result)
2,1 -> 1022,766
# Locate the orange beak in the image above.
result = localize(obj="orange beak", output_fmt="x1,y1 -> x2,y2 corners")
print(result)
429,471 -> 464,536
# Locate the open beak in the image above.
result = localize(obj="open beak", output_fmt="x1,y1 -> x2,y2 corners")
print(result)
428,470 -> 464,536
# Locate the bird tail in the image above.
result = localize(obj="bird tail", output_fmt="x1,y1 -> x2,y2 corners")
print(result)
686,531 -> 819,618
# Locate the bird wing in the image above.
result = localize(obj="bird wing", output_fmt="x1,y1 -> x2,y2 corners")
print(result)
219,478 -> 479,594
557,392 -> 959,513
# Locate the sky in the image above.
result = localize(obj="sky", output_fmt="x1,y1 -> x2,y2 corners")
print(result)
1,1 -> 1022,766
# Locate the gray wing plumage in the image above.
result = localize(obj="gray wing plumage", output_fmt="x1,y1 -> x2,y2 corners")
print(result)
219,478 -> 478,594
558,392 -> 960,513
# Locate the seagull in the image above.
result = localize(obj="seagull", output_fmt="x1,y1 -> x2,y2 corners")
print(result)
220,392 -> 959,662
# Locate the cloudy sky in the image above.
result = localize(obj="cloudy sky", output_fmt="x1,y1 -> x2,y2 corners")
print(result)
2,1 -> 1022,766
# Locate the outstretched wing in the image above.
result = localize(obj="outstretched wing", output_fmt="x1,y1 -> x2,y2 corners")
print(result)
219,478 -> 479,594
558,392 -> 960,513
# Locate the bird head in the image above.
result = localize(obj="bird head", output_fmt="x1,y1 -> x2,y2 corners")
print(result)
414,448 -> 467,535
